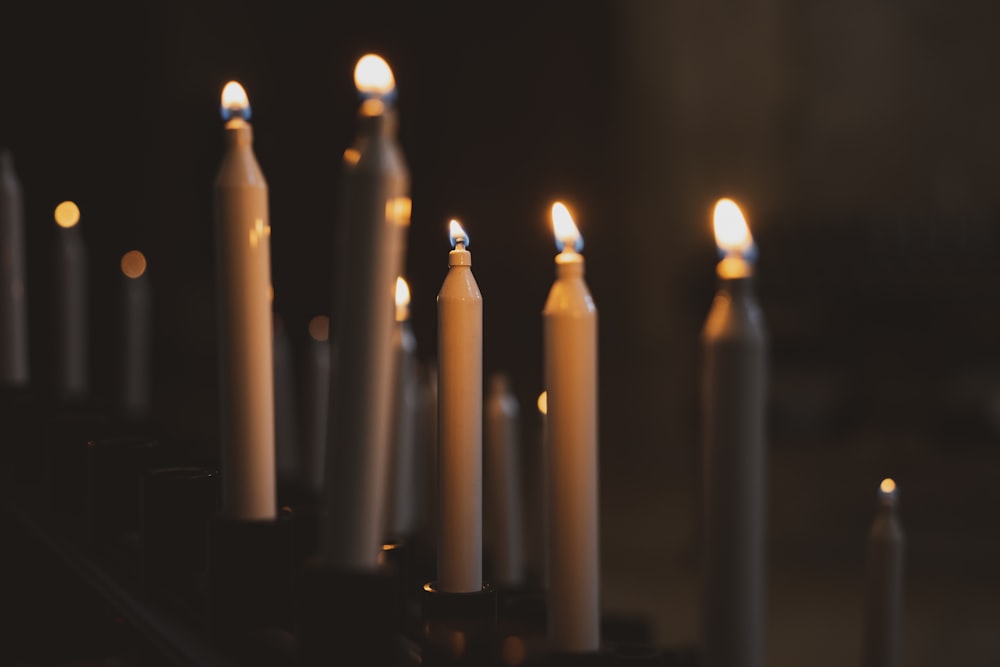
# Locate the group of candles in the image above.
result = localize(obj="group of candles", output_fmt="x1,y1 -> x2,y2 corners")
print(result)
0,50 -> 905,665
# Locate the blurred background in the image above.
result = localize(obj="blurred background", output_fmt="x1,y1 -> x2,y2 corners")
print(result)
2,1 -> 1000,665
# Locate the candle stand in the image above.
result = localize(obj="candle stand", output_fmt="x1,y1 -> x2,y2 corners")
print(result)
420,581 -> 498,666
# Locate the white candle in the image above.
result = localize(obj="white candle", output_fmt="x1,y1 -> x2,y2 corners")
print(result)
0,150 -> 29,387
53,200 -> 88,402
118,250 -> 151,420
321,54 -> 411,571
700,197 -> 767,667
543,201 -> 600,652
273,312 -> 300,491
861,478 -> 905,667
387,276 -> 421,539
212,80 -> 277,521
485,372 -> 525,588
437,219 -> 483,593
301,315 -> 331,498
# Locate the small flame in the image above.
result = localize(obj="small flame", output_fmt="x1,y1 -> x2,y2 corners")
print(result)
54,201 -> 80,229
120,250 -> 147,279
712,198 -> 755,258
880,478 -> 896,495
220,81 -> 251,121
395,276 -> 411,322
551,202 -> 583,252
449,219 -> 469,249
354,54 -> 395,98
308,315 -> 330,342
537,391 -> 547,416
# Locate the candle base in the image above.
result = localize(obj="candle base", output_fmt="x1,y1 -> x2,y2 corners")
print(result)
206,511 -> 295,660
295,558 -> 403,667
420,581 -> 498,666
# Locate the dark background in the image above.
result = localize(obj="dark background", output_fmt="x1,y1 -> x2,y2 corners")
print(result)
2,1 -> 1000,665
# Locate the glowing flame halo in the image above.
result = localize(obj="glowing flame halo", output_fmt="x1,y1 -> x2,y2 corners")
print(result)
551,201 -> 583,253
220,80 -> 251,121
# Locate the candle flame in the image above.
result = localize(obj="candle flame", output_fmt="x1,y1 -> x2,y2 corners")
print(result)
551,201 -> 583,252
449,219 -> 469,249
120,250 -> 147,279
220,80 -> 251,121
354,54 -> 396,98
308,315 -> 330,342
537,390 -> 547,416
880,478 -> 896,495
395,276 -> 411,322
712,198 -> 755,258
54,201 -> 80,229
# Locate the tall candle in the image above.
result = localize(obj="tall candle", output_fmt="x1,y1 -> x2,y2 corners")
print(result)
53,200 -> 88,402
387,276 -> 421,539
437,219 -> 483,593
212,80 -> 276,520
485,372 -> 525,588
543,201 -> 600,652
700,197 -> 767,667
118,250 -> 151,421
0,150 -> 29,387
322,54 -> 411,571
861,478 -> 905,667
301,315 -> 331,497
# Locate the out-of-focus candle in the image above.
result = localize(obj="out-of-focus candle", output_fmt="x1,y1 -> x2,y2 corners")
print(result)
420,361 -> 439,545
485,372 -> 525,588
523,390 -> 549,590
53,200 -> 88,402
322,53 -> 411,571
861,478 -> 905,667
301,315 -> 331,497
212,80 -> 276,521
437,219 -> 483,593
387,276 -> 421,539
273,312 -> 300,492
0,150 -> 29,387
543,202 -> 600,651
700,197 -> 767,667
118,250 -> 151,421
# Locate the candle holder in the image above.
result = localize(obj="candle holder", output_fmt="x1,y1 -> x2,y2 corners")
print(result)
86,435 -> 160,544
420,581 -> 498,666
295,556 -> 402,667
206,509 -> 295,661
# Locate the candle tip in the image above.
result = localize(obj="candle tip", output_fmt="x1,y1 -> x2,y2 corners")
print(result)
879,478 -> 897,496
220,80 -> 251,121
537,390 -> 548,416
121,250 -> 147,279
354,54 -> 396,101
54,200 -> 80,229
395,277 -> 411,321
551,202 -> 583,253
449,219 -> 469,249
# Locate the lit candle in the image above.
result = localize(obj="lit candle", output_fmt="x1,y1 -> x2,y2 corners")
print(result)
485,372 -> 525,588
53,200 -> 88,402
437,219 -> 483,593
321,54 -> 411,571
273,312 -> 301,491
387,276 -> 421,539
0,150 -> 29,387
301,315 -> 331,497
861,478 -> 905,667
118,250 -> 151,421
700,197 -> 768,667
543,201 -> 600,652
212,80 -> 276,520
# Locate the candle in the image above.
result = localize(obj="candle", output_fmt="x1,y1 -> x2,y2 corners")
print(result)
485,372 -> 525,588
0,150 -> 29,387
321,54 -> 411,570
437,219 -> 483,593
273,312 -> 301,491
300,315 -> 331,497
700,197 -> 767,667
861,478 -> 905,667
387,276 -> 421,539
212,80 -> 276,520
543,201 -> 600,651
118,250 -> 152,421
53,200 -> 88,402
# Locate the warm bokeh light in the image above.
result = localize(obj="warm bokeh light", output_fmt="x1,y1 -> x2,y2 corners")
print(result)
501,635 -> 527,666
395,276 -> 411,322
220,80 -> 250,120
449,219 -> 469,248
551,201 -> 583,252
54,201 -> 80,228
880,478 -> 896,495
386,196 -> 412,227
712,198 -> 754,256
308,315 -> 330,342
537,391 -> 547,416
354,54 -> 395,97
342,147 -> 361,166
120,250 -> 147,279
